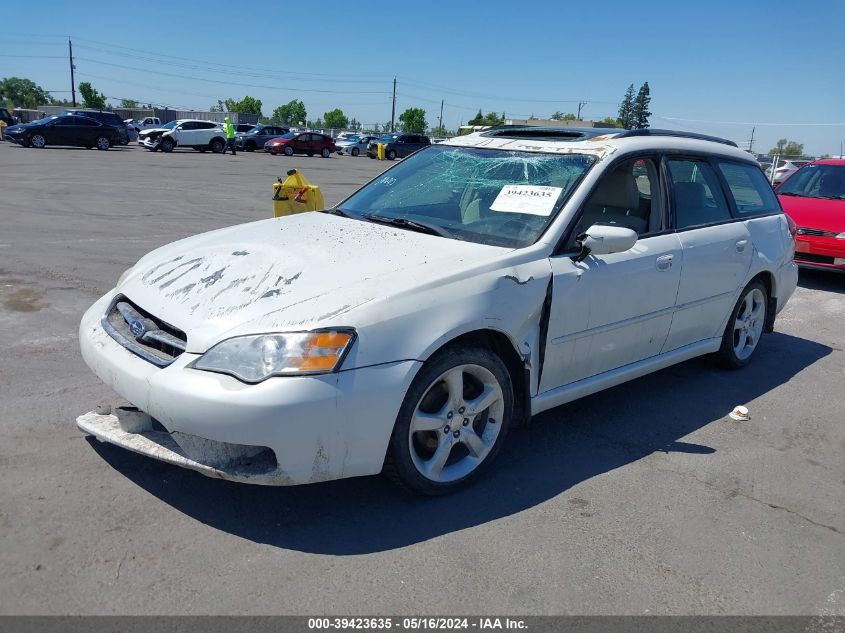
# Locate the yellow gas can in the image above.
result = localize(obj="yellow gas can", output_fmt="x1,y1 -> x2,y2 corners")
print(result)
376,143 -> 386,160
0,120 -> 6,142
272,169 -> 325,217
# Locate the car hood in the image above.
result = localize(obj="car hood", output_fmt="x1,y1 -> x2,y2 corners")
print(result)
118,212 -> 509,353
779,194 -> 845,233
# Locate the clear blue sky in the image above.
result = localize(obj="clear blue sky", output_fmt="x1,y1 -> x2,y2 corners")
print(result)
2,0 -> 843,155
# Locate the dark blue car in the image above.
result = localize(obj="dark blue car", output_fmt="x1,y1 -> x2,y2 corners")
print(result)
4,114 -> 122,150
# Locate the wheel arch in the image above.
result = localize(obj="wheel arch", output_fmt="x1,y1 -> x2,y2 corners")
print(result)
749,269 -> 777,332
417,328 -> 531,427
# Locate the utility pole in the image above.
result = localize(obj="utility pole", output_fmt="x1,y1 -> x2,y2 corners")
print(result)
748,126 -> 755,152
577,100 -> 587,120
438,99 -> 444,131
68,38 -> 76,107
390,77 -> 396,133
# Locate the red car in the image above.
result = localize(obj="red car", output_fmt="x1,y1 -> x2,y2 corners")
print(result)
264,131 -> 336,157
776,159 -> 845,272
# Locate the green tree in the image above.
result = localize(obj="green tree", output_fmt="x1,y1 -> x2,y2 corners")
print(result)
399,107 -> 427,133
617,83 -> 636,129
0,77 -> 54,109
271,99 -> 307,125
78,82 -> 107,109
384,121 -> 393,132
323,108 -> 349,130
430,124 -> 450,137
598,116 -> 620,128
119,98 -> 139,108
769,138 -> 804,157
216,96 -> 263,115
467,110 -> 504,126
551,111 -> 577,121
632,82 -> 652,129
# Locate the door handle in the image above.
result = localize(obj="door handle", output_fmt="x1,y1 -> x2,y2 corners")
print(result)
735,239 -> 748,252
656,254 -> 673,271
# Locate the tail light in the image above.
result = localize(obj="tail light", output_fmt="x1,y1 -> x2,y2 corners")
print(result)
785,214 -> 797,238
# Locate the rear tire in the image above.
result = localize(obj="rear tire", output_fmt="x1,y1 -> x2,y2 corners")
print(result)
321,147 -> 330,158
384,345 -> 513,495
387,149 -> 396,160
718,279 -> 768,369
161,137 -> 175,153
95,135 -> 110,150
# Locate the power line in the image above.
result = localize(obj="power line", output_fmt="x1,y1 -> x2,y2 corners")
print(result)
73,57 -> 392,95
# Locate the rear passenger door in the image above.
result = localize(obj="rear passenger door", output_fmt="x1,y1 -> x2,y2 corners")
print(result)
662,157 -> 753,352
74,116 -> 101,146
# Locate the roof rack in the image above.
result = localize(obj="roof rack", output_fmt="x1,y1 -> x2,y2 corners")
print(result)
479,125 -> 617,142
614,128 -> 738,147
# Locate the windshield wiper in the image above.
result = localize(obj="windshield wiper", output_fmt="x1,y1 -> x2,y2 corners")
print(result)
320,207 -> 352,217
361,213 -> 454,238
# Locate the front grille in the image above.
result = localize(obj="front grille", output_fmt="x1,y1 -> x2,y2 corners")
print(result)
102,295 -> 187,366
795,253 -> 835,265
796,227 -> 836,237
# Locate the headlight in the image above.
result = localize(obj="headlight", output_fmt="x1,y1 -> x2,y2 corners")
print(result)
192,329 -> 356,383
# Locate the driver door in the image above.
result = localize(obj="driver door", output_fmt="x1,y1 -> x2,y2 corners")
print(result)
539,156 -> 684,392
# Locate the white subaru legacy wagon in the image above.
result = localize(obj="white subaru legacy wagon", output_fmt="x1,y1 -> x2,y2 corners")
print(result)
78,127 -> 798,495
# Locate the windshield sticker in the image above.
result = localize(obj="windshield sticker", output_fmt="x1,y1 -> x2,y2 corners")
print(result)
490,185 -> 563,216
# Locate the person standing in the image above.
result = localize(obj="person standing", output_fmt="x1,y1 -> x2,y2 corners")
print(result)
222,116 -> 237,155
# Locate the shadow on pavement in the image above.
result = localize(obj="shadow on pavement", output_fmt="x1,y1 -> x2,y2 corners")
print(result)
89,331 -> 831,554
798,268 -> 844,293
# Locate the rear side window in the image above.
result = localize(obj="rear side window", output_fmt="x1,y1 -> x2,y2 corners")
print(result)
668,159 -> 732,229
717,161 -> 781,216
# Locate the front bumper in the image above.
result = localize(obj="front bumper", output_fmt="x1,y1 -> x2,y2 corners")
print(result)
141,137 -> 162,150
794,235 -> 845,271
78,292 -> 421,485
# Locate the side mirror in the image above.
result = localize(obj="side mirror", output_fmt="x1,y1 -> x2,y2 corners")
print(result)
573,224 -> 638,262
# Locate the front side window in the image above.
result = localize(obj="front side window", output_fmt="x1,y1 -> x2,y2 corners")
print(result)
570,157 -> 663,243
717,161 -> 781,215
668,159 -> 732,229
338,145 -> 594,248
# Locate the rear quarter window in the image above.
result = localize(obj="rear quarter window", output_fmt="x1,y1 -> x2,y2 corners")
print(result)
717,161 -> 781,217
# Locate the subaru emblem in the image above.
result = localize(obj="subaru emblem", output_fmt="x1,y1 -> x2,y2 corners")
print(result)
129,319 -> 146,338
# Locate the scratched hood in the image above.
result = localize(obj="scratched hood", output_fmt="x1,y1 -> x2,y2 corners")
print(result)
118,212 -> 508,353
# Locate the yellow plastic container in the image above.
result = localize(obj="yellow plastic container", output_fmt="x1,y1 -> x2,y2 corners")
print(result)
272,169 -> 325,217
0,120 -> 6,142
376,143 -> 386,160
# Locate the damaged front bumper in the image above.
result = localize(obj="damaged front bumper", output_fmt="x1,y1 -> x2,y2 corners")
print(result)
78,292 -> 421,485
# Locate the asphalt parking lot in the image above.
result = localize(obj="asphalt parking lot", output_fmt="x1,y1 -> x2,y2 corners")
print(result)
0,142 -> 843,616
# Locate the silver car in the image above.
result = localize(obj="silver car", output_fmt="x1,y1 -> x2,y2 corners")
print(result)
336,134 -> 379,156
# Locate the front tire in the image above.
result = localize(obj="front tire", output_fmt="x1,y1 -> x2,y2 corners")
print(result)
245,141 -> 256,152
161,137 -> 175,153
718,279 -> 768,368
384,345 -> 513,495
284,146 -> 294,156
210,138 -> 225,153
30,133 -> 46,148
351,147 -> 360,156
